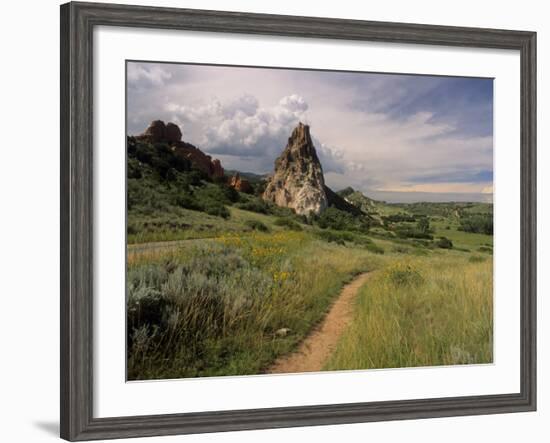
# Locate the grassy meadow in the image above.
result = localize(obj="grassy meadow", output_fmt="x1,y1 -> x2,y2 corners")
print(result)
127,231 -> 381,379
325,255 -> 493,371
126,136 -> 494,380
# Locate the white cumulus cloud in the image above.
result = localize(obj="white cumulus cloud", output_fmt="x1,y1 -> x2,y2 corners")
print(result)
163,93 -> 341,173
127,64 -> 172,88
127,62 -> 494,199
278,94 -> 309,113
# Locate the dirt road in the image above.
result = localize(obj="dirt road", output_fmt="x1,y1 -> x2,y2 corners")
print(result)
267,272 -> 372,374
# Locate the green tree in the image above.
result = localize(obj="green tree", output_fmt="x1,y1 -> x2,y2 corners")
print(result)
417,217 -> 430,234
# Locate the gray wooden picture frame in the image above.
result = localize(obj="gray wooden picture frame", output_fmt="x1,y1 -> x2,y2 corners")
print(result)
60,2 -> 537,441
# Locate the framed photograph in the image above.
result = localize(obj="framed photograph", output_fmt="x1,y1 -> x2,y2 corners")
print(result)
60,1 -> 536,440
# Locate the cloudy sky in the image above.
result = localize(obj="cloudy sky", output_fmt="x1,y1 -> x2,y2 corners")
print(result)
127,61 -> 493,203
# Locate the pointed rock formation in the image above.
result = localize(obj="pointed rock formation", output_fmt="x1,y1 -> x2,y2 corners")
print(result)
263,123 -> 328,216
229,173 -> 253,193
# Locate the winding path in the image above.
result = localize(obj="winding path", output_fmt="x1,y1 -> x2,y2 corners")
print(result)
267,272 -> 372,374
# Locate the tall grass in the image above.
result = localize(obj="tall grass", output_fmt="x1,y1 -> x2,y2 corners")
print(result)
325,254 -> 493,370
127,231 -> 379,380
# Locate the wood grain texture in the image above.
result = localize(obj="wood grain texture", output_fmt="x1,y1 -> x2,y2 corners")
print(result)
60,2 -> 537,440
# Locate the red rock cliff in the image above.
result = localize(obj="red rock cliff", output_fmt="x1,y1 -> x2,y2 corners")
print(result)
138,120 -> 224,179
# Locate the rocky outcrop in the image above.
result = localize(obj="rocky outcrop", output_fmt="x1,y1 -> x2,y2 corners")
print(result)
263,123 -> 328,216
140,120 -> 182,144
138,120 -> 224,179
165,122 -> 182,143
173,142 -> 225,179
141,120 -> 167,143
229,173 -> 253,193
211,159 -> 224,179
336,187 -> 379,214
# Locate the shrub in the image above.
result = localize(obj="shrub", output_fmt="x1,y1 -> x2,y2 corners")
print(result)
236,198 -> 271,214
478,246 -> 493,254
203,202 -> 230,219
127,157 -> 143,179
394,227 -> 433,240
195,184 -> 232,205
384,262 -> 424,287
316,207 -> 370,232
173,193 -> 202,211
134,142 -> 156,164
435,237 -> 453,249
245,219 -> 269,232
184,170 -> 206,187
416,217 -> 431,234
316,230 -> 350,245
127,178 -> 172,212
128,137 -> 194,178
220,184 -> 240,203
459,215 -> 493,235
317,207 -> 352,230
274,218 -> 303,231
126,246 -> 275,378
382,213 -> 416,224
413,239 -> 434,249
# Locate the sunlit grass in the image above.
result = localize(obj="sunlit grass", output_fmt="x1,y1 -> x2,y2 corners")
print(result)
127,230 -> 381,380
431,220 -> 493,250
127,207 -> 310,244
325,254 -> 493,371
127,206 -> 493,379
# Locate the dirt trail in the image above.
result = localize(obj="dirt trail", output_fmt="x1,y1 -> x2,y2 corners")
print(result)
128,237 -> 208,253
267,272 -> 372,374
